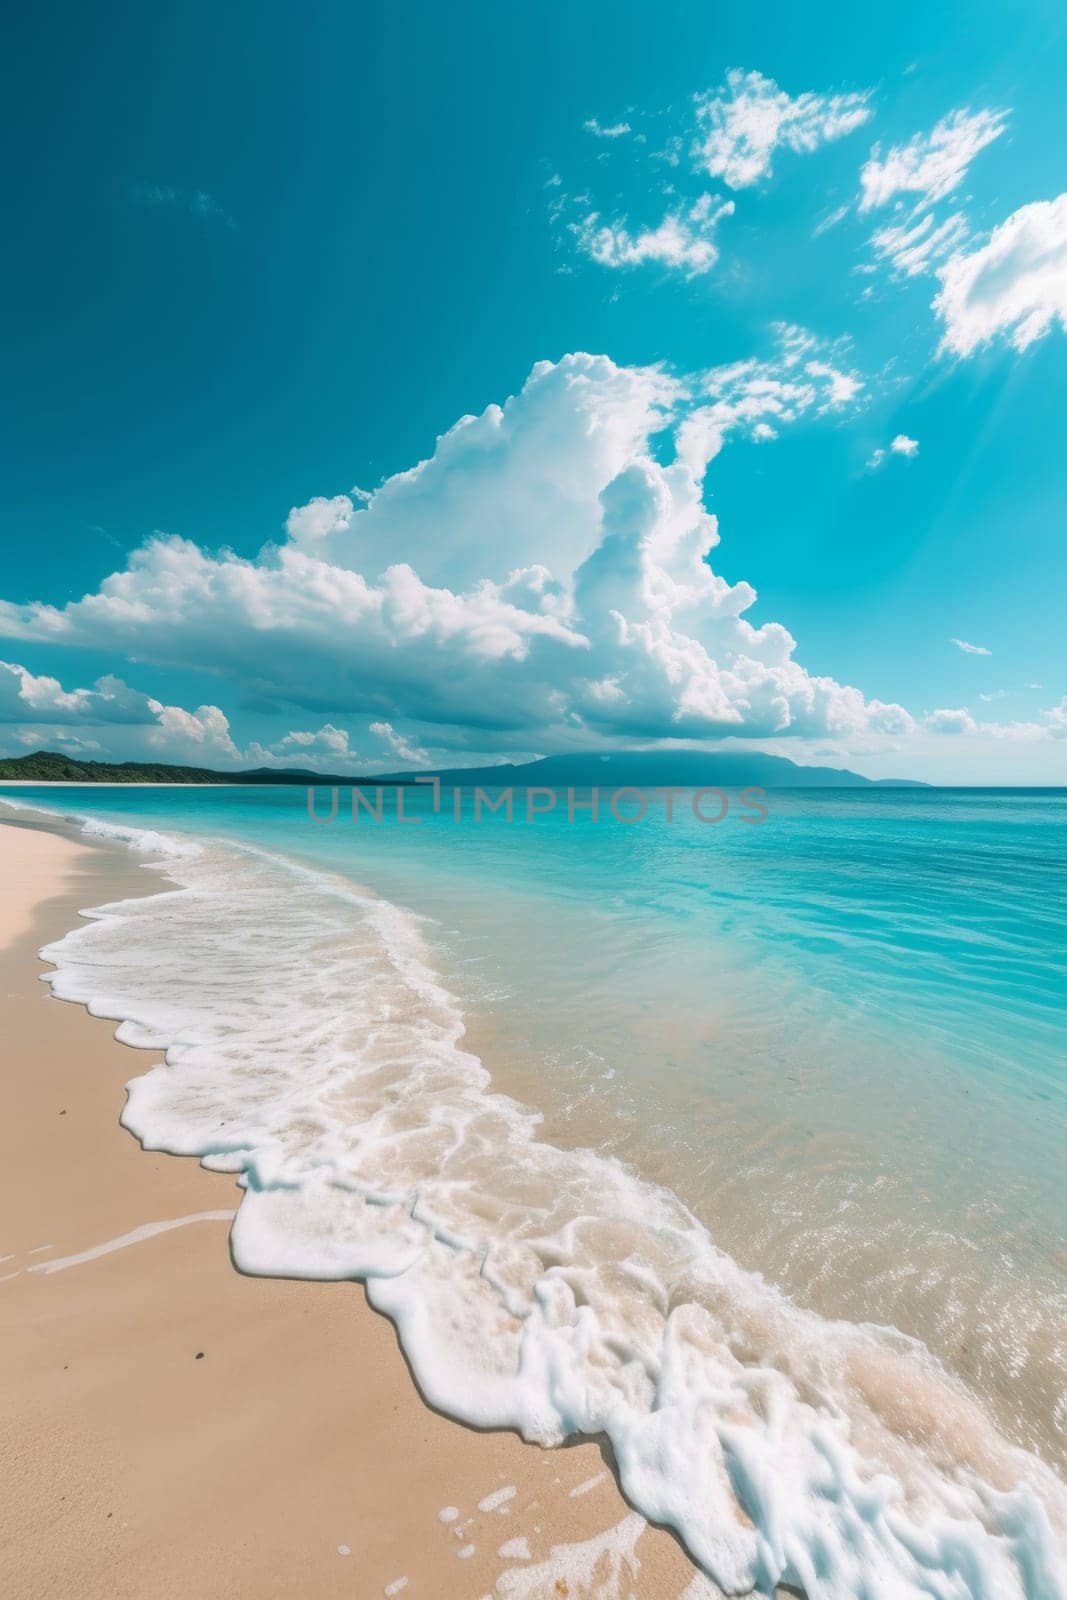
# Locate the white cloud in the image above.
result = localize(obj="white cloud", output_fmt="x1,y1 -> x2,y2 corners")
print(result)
560,69 -> 868,279
286,353 -> 682,592
859,109 -> 1007,213
0,656 -> 368,771
0,660 -> 159,724
813,204 -> 850,238
925,707 -> 978,734
951,638 -> 991,655
651,136 -> 683,169
853,105 -> 1067,370
572,194 -> 734,277
867,434 -> 918,470
281,723 -> 349,754
0,658 -> 248,767
8,727 -> 102,753
285,494 -> 359,543
244,723 -> 354,770
858,109 -> 1007,284
693,68 -> 872,190
677,325 -> 864,471
370,720 -> 429,767
924,702 -> 1067,743
143,701 -> 240,763
804,359 -> 864,409
869,209 -> 970,277
934,194 -> 1067,356
0,348 -> 912,752
583,118 -> 631,139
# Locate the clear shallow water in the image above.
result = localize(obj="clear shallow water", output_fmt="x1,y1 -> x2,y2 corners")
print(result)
3,783 -> 1066,1598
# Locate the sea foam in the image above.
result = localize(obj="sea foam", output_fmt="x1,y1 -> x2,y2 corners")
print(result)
30,812 -> 1067,1599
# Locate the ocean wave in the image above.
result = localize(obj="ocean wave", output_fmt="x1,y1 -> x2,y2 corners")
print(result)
75,814 -> 203,858
0,794 -> 201,860
29,812 -> 1067,1598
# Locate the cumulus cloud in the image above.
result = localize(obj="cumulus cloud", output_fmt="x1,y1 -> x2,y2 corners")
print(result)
0,655 -> 371,771
859,109 -> 1007,213
370,720 -> 430,767
0,657 -> 251,766
693,68 -> 872,190
281,723 -> 350,754
866,433 -> 919,470
572,194 -> 734,276
243,723 -> 354,770
285,495 -> 360,543
951,637 -> 991,655
287,354 -> 682,592
934,194 -> 1067,356
0,348 -> 914,751
923,701 -> 1066,742
145,701 -> 240,763
925,706 -> 977,734
0,660 -> 158,724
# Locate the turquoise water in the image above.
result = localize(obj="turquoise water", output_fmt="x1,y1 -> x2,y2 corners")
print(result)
15,781 -> 1064,1084
5,782 -> 1067,1595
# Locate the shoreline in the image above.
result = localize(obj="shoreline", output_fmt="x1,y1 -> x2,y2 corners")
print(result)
0,817 -> 704,1600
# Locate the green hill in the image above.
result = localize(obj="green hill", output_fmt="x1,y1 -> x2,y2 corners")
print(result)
0,747 -> 926,787
0,750 -> 377,784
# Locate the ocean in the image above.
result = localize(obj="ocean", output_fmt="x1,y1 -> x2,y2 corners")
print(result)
3,781 -> 1065,1598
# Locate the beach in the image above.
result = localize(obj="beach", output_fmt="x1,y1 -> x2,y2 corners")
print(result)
2,786 -> 1064,1600
0,817 -> 704,1600
8,3 -> 1067,1591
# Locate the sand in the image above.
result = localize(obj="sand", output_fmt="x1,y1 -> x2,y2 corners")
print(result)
0,817 -> 707,1600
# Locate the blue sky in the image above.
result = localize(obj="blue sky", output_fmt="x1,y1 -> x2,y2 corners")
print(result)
3,0 -> 1066,781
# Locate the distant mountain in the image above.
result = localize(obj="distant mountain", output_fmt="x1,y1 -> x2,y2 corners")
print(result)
0,747 -> 925,787
377,750 -> 927,789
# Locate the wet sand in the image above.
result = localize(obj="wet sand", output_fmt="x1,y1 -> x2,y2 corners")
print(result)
0,817 -> 709,1600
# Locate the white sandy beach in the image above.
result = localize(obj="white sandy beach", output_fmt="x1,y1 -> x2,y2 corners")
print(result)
0,818 -> 706,1600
